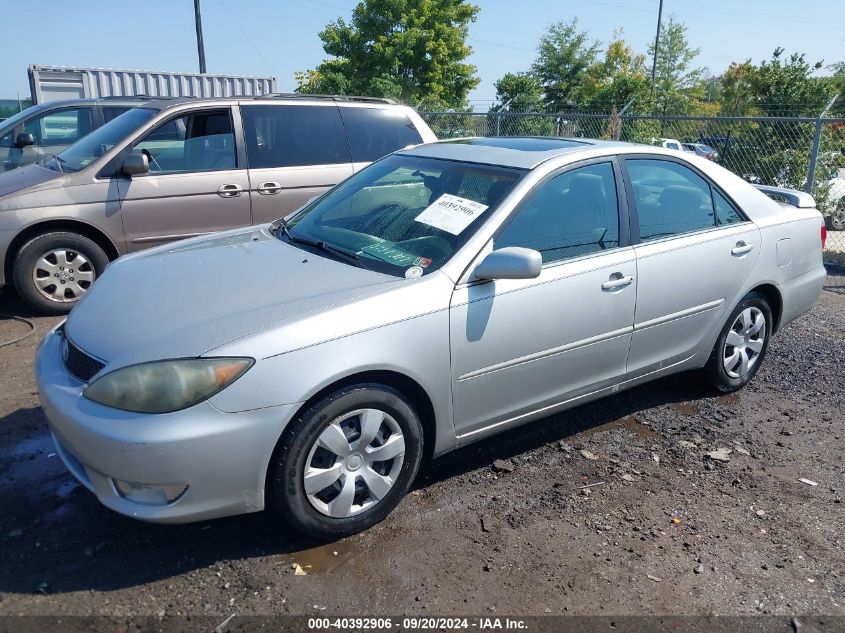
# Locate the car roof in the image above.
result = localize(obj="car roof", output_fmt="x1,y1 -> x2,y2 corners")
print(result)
400,136 -> 629,169
145,94 -> 412,111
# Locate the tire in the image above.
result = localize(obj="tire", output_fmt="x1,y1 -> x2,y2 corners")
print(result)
704,292 -> 773,393
268,383 -> 424,539
826,199 -> 845,231
13,232 -> 110,315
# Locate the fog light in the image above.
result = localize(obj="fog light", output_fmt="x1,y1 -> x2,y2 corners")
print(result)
113,480 -> 188,505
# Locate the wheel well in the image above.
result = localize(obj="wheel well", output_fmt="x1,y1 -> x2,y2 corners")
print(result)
291,370 -> 438,462
750,283 -> 783,333
4,220 -> 120,284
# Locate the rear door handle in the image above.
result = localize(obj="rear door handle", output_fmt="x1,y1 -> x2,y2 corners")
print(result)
257,181 -> 282,195
217,184 -> 243,198
601,274 -> 634,290
731,241 -> 754,256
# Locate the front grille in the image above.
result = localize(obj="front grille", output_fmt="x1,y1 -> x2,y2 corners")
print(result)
64,338 -> 106,382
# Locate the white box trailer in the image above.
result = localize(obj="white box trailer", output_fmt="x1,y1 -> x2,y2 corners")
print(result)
28,64 -> 277,104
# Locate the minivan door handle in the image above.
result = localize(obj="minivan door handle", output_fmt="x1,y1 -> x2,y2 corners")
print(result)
217,184 -> 243,198
257,181 -> 282,195
601,274 -> 634,291
731,241 -> 754,256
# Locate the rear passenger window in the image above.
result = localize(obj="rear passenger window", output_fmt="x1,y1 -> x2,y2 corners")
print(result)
340,107 -> 423,162
133,109 -> 236,173
241,105 -> 350,168
714,189 -> 744,225
103,106 -> 131,123
496,162 -> 620,264
627,159 -> 716,240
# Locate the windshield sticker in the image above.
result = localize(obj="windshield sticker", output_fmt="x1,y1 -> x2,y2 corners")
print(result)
414,194 -> 489,235
361,243 -> 432,268
405,266 -> 424,279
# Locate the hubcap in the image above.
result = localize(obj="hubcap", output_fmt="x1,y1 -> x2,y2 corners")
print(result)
831,202 -> 845,231
303,408 -> 406,518
32,249 -> 95,303
723,307 -> 766,379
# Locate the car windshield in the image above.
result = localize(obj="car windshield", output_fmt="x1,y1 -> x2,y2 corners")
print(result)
281,154 -> 524,277
46,107 -> 158,173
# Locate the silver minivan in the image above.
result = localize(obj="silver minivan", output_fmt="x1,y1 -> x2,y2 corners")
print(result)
0,95 -> 436,313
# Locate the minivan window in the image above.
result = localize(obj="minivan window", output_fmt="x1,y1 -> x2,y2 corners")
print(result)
24,107 -> 93,145
132,110 -> 236,173
284,155 -> 522,276
241,104 -> 350,168
54,107 -> 157,173
103,106 -> 132,123
340,107 -> 423,162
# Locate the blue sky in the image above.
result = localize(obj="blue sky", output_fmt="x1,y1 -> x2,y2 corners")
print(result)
2,0 -> 843,106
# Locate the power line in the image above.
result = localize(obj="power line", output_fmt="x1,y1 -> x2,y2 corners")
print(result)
215,0 -> 277,78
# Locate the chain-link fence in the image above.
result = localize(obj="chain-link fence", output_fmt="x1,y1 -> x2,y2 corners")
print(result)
421,109 -> 845,291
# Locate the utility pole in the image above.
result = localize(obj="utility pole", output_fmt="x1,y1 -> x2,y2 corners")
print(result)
650,0 -> 664,87
194,0 -> 207,74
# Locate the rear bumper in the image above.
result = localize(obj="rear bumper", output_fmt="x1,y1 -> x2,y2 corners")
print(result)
778,265 -> 826,330
35,326 -> 301,523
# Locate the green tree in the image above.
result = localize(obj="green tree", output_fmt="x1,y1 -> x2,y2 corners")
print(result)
583,32 -> 651,112
748,48 -> 830,116
720,61 -> 758,116
487,72 -> 552,135
648,16 -> 704,116
532,18 -> 600,111
296,0 -> 480,108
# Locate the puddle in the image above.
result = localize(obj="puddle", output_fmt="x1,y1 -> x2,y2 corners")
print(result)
672,403 -> 700,417
717,394 -> 740,406
580,415 -> 662,440
291,539 -> 360,574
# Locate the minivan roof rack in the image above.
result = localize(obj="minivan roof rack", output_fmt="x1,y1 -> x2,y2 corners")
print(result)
99,95 -> 188,101
254,93 -> 397,105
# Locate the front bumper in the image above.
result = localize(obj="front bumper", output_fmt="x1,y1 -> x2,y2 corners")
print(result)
35,327 -> 301,523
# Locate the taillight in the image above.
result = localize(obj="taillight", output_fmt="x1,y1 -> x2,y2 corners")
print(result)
821,223 -> 827,249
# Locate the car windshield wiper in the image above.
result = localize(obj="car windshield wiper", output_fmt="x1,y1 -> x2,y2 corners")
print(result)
271,218 -> 364,268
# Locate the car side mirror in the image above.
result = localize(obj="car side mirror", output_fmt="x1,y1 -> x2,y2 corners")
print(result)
122,152 -> 149,176
473,247 -> 542,281
15,133 -> 34,148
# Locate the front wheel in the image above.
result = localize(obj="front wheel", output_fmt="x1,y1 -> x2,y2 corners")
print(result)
826,199 -> 845,231
704,292 -> 772,393
267,383 -> 424,539
13,232 -> 110,315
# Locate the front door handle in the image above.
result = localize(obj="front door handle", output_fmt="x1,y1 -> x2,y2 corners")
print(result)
601,274 -> 634,291
257,181 -> 282,195
217,183 -> 243,198
731,241 -> 754,256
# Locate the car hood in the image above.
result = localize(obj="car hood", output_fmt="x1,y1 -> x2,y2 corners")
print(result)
65,227 -> 402,368
0,162 -> 63,198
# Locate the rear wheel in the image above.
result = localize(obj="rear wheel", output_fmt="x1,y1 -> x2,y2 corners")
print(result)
13,232 -> 110,315
268,383 -> 424,539
705,292 -> 772,393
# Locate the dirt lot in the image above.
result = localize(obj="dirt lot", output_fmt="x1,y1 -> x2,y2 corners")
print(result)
0,288 -> 843,620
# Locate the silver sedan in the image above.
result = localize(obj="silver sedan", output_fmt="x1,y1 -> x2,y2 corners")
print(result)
36,137 -> 827,538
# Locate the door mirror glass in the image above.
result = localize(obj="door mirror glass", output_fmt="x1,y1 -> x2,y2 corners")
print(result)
474,247 -> 542,281
15,132 -> 34,148
122,152 -> 149,176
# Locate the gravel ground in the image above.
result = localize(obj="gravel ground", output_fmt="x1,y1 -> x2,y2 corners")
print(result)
0,288 -> 843,620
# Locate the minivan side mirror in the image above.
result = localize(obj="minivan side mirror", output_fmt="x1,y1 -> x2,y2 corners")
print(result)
122,152 -> 149,176
473,247 -> 542,281
15,133 -> 34,148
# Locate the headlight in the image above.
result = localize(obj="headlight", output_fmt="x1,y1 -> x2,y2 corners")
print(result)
83,358 -> 253,414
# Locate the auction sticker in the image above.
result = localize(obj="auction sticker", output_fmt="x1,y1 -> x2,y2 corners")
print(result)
414,194 -> 488,235
405,266 -> 424,279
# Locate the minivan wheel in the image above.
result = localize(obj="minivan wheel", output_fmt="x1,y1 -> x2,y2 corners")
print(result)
13,232 -> 110,315
268,383 -> 424,540
704,292 -> 772,393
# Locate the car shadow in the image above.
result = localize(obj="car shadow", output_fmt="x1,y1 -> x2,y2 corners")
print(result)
0,369 -> 708,596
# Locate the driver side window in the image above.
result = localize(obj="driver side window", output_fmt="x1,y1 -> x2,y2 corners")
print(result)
132,109 -> 236,174
496,162 -> 620,264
